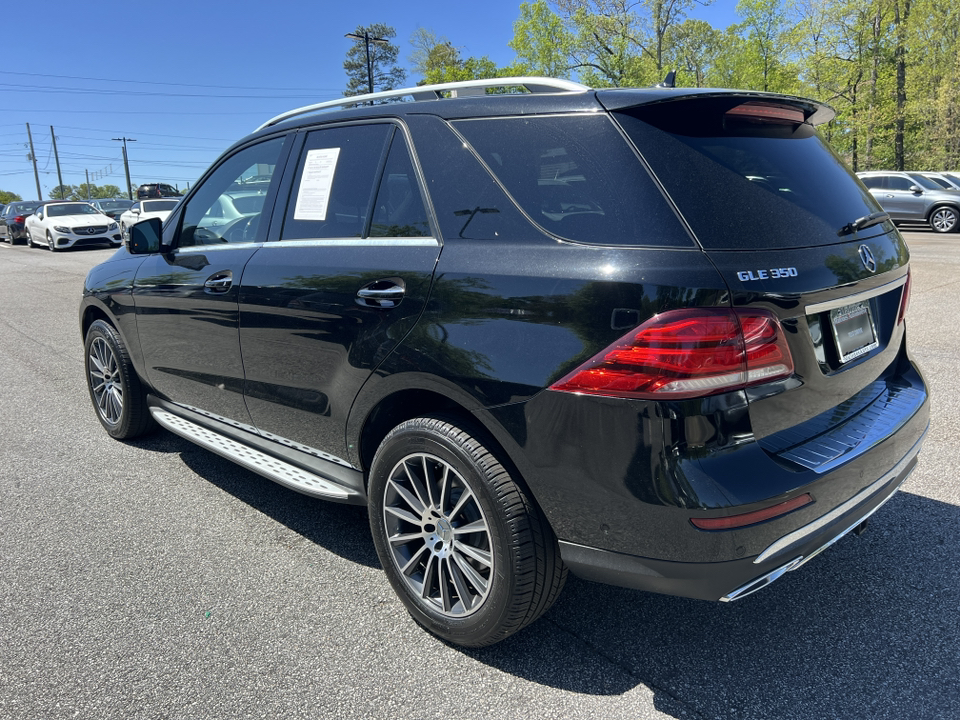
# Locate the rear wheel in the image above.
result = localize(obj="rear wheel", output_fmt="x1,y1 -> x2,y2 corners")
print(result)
368,416 -> 566,647
84,320 -> 155,439
929,206 -> 959,233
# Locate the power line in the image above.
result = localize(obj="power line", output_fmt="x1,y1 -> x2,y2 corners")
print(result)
0,70 -> 340,93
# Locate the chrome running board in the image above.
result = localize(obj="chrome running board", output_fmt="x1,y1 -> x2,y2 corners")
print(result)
150,408 -> 351,500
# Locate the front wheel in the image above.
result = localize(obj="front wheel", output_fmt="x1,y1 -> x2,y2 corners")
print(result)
929,206 -> 959,233
368,416 -> 566,647
46,231 -> 59,252
84,319 -> 155,439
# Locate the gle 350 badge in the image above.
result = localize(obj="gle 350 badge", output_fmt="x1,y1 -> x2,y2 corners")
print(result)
737,267 -> 799,281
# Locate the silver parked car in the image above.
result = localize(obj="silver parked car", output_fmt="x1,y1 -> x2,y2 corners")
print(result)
857,171 -> 960,233
916,172 -> 960,191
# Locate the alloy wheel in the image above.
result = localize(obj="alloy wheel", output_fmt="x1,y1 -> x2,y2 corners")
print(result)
382,453 -> 493,617
931,207 -> 959,233
88,337 -> 123,425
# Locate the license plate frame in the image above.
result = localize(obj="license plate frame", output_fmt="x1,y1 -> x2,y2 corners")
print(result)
829,301 -> 879,364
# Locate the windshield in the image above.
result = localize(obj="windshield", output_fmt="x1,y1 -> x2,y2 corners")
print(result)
47,203 -> 99,217
614,97 -> 886,249
99,200 -> 132,210
143,200 -> 178,212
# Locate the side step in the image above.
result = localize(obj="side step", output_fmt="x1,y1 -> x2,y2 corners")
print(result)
150,408 -> 354,501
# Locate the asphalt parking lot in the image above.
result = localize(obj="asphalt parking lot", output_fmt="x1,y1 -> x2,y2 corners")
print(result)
1,231 -> 957,720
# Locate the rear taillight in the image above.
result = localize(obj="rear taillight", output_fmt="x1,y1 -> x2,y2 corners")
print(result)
550,308 -> 794,400
897,269 -> 912,325
14,215 -> 27,224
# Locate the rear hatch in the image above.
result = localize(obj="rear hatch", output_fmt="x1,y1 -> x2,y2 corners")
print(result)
605,91 -> 922,468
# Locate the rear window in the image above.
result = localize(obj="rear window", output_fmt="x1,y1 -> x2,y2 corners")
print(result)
452,115 -> 692,247
614,98 -> 885,249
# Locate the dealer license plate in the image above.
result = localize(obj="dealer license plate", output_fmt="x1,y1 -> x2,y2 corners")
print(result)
830,301 -> 879,364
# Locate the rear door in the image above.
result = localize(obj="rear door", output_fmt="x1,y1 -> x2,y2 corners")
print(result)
238,121 -> 440,461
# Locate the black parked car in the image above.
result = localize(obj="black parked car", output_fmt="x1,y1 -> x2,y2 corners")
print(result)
91,198 -> 135,220
80,78 -> 929,647
136,183 -> 181,200
1,200 -> 45,244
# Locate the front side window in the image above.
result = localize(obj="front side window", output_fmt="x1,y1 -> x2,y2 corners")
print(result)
178,137 -> 284,247
369,134 -> 430,237
886,176 -> 914,191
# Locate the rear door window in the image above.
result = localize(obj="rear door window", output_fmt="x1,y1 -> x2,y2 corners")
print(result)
452,115 -> 692,247
280,124 -> 392,240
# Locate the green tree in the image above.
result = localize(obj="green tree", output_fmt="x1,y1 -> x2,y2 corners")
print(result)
48,184 -> 127,201
0,190 -> 22,204
344,24 -> 406,97
510,1 -> 575,77
666,18 -> 720,87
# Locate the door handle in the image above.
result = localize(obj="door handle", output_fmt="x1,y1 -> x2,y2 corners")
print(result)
356,278 -> 406,308
204,271 -> 233,294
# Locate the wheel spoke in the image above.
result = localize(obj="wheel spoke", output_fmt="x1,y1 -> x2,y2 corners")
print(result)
438,558 -> 453,612
422,456 -> 437,509
387,477 -> 425,516
448,555 -> 474,611
438,465 -> 451,514
455,541 -> 492,568
400,543 -> 429,576
449,486 -> 474,520
421,554 -> 437,600
452,550 -> 489,595
453,519 -> 486,535
402,459 -> 431,511
388,531 -> 424,546
384,503 -> 422,526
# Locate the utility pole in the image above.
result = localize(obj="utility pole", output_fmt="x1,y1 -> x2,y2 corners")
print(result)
25,123 -> 42,201
50,126 -> 65,199
85,169 -> 91,201
112,137 -> 136,200
345,30 -> 389,95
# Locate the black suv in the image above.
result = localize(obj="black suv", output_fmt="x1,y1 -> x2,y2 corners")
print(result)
80,78 -> 928,647
136,183 -> 181,200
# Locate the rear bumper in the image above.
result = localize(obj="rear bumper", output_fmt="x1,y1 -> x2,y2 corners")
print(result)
559,426 -> 926,601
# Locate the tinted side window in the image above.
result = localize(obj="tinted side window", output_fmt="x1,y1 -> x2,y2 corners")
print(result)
860,176 -> 884,189
179,137 -> 284,247
453,115 -> 692,247
370,133 -> 430,237
887,176 -> 913,191
281,124 -> 392,241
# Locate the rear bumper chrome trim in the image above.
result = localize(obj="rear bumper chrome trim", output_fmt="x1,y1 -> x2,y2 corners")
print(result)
753,426 -> 927,566
804,274 -> 907,314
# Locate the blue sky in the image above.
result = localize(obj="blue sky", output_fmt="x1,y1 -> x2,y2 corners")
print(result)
0,0 -> 739,203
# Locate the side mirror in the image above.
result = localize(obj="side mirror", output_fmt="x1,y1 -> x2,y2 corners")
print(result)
909,185 -> 923,194
128,217 -> 162,254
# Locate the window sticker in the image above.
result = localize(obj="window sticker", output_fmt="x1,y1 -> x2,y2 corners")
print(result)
294,148 -> 341,221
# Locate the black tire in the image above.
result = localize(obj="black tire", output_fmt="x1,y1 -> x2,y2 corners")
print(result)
84,319 -> 156,439
929,206 -> 959,233
368,416 -> 566,647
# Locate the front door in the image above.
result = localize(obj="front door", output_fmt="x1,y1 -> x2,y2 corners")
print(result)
133,136 -> 287,425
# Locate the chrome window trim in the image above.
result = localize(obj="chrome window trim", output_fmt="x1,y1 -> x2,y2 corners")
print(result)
264,237 -> 439,248
176,241 -> 262,253
804,274 -> 908,315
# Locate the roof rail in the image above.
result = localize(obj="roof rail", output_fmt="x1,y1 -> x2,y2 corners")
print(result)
255,76 -> 591,131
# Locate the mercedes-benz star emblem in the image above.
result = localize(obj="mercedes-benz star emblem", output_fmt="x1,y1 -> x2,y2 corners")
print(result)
859,244 -> 877,272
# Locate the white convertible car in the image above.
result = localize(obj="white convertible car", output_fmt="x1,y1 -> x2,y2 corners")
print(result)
118,199 -> 180,238
25,202 -> 121,251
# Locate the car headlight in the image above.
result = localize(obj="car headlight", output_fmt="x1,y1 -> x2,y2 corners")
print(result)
108,222 -> 118,231
53,225 -> 70,233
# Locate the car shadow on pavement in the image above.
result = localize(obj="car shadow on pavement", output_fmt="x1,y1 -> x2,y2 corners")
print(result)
460,491 -> 959,720
126,431 -> 380,570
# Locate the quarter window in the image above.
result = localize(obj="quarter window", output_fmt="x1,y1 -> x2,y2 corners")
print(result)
370,134 -> 431,237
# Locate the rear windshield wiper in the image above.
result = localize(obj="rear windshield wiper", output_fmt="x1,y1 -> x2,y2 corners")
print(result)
839,211 -> 890,236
